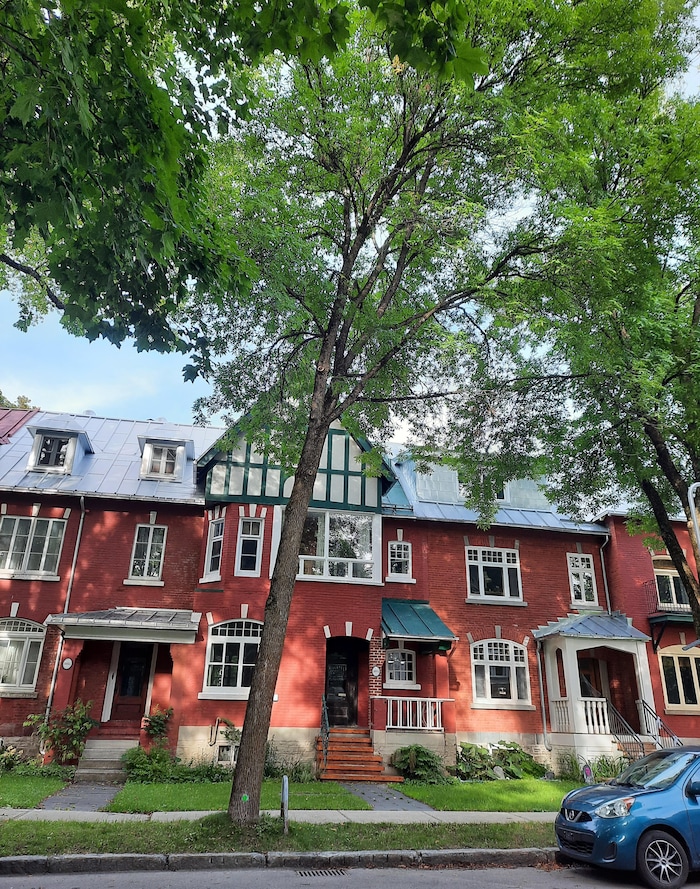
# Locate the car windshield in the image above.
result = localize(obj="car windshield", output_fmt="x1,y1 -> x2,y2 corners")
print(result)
611,751 -> 698,790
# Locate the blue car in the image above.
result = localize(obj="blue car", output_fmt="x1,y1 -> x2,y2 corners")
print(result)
556,747 -> 700,889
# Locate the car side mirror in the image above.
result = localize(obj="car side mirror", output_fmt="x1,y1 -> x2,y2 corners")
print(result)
686,779 -> 700,798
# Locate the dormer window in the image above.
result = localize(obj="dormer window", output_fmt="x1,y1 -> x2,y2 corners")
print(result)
27,432 -> 78,474
140,442 -> 185,481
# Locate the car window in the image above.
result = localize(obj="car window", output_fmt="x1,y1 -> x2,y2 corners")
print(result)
615,751 -> 698,790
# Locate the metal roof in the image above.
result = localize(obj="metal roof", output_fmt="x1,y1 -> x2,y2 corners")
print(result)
0,408 -> 37,445
386,459 -> 608,536
381,598 -> 457,643
0,411 -> 224,504
533,611 -> 649,641
45,607 -> 201,643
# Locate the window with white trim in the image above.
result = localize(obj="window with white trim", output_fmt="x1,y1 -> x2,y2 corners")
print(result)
0,619 -> 46,692
298,511 -> 378,581
140,442 -> 185,481
384,645 -> 419,689
466,547 -> 522,601
27,433 -> 77,474
0,515 -> 66,578
471,639 -> 530,705
235,518 -> 263,576
653,557 -> 690,610
567,553 -> 598,605
660,646 -> 700,708
387,541 -> 412,580
201,620 -> 262,698
128,524 -> 167,581
201,516 -> 225,581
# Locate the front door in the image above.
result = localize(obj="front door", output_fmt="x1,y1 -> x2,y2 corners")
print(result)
325,638 -> 359,726
111,642 -> 153,721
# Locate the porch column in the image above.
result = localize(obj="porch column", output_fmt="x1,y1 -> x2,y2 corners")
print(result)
561,641 -> 589,735
50,638 -> 84,712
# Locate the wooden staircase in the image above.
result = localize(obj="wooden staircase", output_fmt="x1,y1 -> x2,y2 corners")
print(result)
316,727 -> 403,783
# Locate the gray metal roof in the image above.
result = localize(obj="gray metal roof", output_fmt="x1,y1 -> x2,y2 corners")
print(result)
0,411 -> 224,504
46,607 -> 201,642
533,611 -> 650,641
385,459 -> 608,536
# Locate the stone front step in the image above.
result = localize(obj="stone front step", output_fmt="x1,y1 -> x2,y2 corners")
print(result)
75,739 -> 138,784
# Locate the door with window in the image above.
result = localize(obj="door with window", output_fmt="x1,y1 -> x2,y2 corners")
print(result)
111,642 -> 153,721
325,638 -> 361,726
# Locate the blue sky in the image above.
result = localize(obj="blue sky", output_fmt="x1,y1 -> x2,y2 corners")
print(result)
1,290 -> 214,424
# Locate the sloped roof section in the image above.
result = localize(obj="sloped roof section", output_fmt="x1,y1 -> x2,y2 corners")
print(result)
533,611 -> 649,641
0,408 -> 37,445
46,607 -> 201,642
382,598 -> 457,644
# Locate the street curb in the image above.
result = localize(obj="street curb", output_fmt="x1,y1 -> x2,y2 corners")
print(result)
0,847 -> 559,876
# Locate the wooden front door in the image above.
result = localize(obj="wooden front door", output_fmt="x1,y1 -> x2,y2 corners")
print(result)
325,638 -> 359,727
111,642 -> 153,721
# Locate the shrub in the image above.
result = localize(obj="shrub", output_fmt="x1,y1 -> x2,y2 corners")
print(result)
0,741 -> 25,772
262,737 -> 316,782
556,750 -> 627,783
142,706 -> 173,742
390,744 -> 450,784
455,741 -> 546,781
122,745 -> 233,783
24,699 -> 99,764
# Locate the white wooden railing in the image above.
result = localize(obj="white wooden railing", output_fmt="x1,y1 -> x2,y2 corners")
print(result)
385,697 -> 445,731
552,698 -> 570,732
582,697 -> 610,734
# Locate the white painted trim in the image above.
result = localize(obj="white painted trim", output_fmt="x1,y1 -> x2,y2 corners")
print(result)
101,642 -> 121,722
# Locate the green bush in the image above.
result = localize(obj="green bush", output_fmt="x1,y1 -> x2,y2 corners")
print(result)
390,745 -> 450,784
556,750 -> 627,783
0,741 -> 25,772
142,706 -> 173,742
262,737 -> 316,783
122,745 -> 233,783
455,742 -> 546,781
23,699 -> 99,764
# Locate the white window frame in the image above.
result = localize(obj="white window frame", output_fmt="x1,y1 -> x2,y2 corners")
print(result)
199,620 -> 263,700
567,553 -> 599,605
655,571 -> 690,610
384,643 -> 420,690
471,639 -> 531,708
140,442 -> 185,481
27,433 -> 77,474
297,510 -> 380,583
125,524 -> 167,585
235,517 -> 263,577
200,515 -> 225,582
466,547 -> 522,602
386,540 -> 414,582
0,515 -> 66,579
0,618 -> 46,693
659,646 -> 700,711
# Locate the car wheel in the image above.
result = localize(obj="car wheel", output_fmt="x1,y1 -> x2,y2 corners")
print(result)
636,830 -> 689,889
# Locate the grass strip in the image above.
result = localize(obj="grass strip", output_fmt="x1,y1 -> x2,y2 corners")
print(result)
398,779 -> 578,812
0,775 -> 67,808
107,780 -> 371,813
0,815 -> 556,856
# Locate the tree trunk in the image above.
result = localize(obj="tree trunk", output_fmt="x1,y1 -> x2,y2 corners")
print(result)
227,412 -> 333,822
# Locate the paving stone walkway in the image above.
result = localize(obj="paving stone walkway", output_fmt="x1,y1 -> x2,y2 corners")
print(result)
341,782 -> 434,811
40,782 -> 122,811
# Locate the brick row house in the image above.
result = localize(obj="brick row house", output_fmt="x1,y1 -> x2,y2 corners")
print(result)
0,408 -> 698,776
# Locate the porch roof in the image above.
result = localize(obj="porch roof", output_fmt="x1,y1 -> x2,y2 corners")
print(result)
533,611 -> 650,642
381,598 -> 457,647
45,607 -> 201,643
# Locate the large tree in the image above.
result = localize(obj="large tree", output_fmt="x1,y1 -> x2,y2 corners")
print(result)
187,1 -> 697,821
1,0 -> 484,361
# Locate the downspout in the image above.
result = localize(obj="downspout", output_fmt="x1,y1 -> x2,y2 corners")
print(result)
599,533 -> 612,614
536,639 -> 551,751
45,495 -> 85,719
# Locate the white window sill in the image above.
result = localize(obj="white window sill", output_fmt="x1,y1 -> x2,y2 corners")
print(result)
199,574 -> 222,584
0,689 -> 39,698
140,474 -> 183,483
465,597 -> 527,606
198,690 -> 251,701
664,705 -> 700,715
234,570 -> 261,578
0,571 -> 60,582
123,578 -> 165,587
296,575 -> 381,585
385,575 -> 416,584
383,682 -> 421,691
471,702 -> 536,710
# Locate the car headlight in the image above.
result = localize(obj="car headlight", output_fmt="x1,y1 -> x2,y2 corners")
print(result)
594,797 -> 634,818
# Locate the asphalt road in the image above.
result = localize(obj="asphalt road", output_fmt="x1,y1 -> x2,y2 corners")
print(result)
0,865 -> 654,889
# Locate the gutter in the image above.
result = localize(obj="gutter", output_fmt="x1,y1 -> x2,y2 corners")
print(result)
599,533 -> 612,614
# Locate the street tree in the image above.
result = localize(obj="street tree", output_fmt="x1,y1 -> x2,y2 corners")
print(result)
419,86 -> 700,630
188,1 -> 696,820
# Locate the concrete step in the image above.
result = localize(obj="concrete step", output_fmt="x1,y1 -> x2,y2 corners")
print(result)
74,767 -> 127,784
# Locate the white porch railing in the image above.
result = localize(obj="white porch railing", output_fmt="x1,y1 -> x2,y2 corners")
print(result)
385,697 -> 444,731
552,698 -> 570,732
583,697 -> 610,734
551,697 -> 611,735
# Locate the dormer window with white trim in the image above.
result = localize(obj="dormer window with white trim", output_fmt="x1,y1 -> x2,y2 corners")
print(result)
140,442 -> 186,481
28,433 -> 77,474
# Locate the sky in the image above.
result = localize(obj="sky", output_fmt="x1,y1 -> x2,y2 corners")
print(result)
0,289 -> 214,424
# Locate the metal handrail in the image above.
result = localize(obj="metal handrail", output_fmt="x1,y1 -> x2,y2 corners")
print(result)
639,699 -> 683,749
320,696 -> 330,769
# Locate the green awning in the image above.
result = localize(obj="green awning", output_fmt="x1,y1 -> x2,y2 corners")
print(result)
381,598 -> 457,645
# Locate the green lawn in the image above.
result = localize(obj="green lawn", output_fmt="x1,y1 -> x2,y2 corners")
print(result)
0,773 -> 68,808
107,779 -> 371,813
399,778 -> 579,812
0,815 -> 556,857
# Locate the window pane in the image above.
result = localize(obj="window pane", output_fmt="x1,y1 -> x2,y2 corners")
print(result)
508,566 -> 520,598
656,575 -> 673,604
300,514 -> 324,556
239,539 -> 258,572
0,639 -> 22,684
482,566 -> 505,595
662,657 -> 680,704
490,665 -> 511,699
329,514 -> 372,560
474,664 -> 486,698
9,518 -> 31,570
21,640 -> 42,685
679,657 -> 698,704
468,564 -> 480,595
